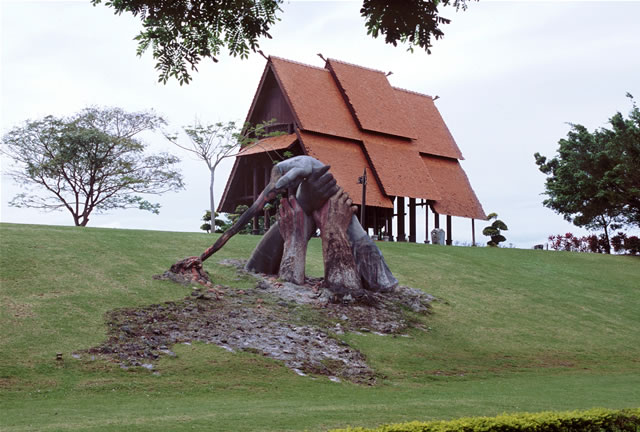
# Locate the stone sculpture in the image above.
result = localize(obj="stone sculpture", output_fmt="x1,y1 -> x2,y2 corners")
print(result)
169,156 -> 398,302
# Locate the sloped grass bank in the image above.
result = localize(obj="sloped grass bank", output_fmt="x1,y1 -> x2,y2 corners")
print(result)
1,223 -> 639,431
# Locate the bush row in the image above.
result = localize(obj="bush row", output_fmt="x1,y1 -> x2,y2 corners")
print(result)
329,408 -> 640,432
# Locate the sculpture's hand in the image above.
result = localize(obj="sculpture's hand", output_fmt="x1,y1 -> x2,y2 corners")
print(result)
296,165 -> 338,214
313,188 -> 357,234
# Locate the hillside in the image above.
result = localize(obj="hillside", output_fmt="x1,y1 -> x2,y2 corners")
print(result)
1,223 -> 639,431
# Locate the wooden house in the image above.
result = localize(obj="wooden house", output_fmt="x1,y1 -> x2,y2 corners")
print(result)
218,56 -> 486,244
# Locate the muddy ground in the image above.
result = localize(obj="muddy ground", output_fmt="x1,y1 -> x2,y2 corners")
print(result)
83,259 -> 434,384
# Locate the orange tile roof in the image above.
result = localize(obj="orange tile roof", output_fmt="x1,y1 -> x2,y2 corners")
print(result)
421,155 -> 486,219
237,133 -> 297,157
299,131 -> 393,208
394,88 -> 464,160
270,57 -> 361,141
326,59 -> 416,139
361,133 -> 441,201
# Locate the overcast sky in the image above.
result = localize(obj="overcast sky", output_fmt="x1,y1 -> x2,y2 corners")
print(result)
2,0 -> 639,248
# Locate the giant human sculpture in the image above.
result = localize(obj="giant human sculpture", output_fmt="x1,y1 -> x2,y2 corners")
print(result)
170,156 -> 397,302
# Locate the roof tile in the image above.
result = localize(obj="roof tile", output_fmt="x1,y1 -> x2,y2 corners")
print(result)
361,134 -> 441,200
237,133 -> 297,157
270,57 -> 361,141
299,131 -> 393,208
326,59 -> 416,139
394,88 -> 463,159
421,155 -> 486,219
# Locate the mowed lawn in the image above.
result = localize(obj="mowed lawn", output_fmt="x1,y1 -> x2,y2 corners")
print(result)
1,223 -> 639,431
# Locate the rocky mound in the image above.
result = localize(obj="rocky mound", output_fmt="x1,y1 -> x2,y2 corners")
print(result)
83,260 -> 434,384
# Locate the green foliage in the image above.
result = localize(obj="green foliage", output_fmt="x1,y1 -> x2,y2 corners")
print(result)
91,0 -> 474,84
482,212 -> 508,247
201,210 -> 227,233
1,107 -> 183,226
330,408 -> 640,432
534,94 -> 640,251
360,0 -> 473,55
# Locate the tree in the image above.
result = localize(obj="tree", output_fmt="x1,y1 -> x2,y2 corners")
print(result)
91,0 -> 474,84
1,107 -> 183,227
200,210 -> 227,234
534,94 -> 639,253
165,120 -> 282,233
482,212 -> 508,247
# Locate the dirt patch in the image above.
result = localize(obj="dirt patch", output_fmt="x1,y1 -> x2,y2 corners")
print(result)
83,260 -> 434,384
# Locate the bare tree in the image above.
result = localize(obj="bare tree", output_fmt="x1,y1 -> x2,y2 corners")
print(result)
165,120 -> 282,233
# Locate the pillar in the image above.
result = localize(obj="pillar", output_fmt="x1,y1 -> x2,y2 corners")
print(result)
434,210 -> 440,229
396,196 -> 406,242
424,200 -> 430,244
472,218 -> 476,246
446,215 -> 452,246
387,207 -> 394,241
409,197 -> 416,243
252,164 -> 259,235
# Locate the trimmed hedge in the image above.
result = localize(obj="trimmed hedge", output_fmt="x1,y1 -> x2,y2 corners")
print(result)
329,408 -> 640,432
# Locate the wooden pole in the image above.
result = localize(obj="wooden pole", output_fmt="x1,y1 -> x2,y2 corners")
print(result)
434,211 -> 440,229
424,200 -> 430,244
472,218 -> 476,246
358,168 -> 367,227
409,197 -> 416,243
446,215 -> 452,246
252,163 -> 259,235
396,196 -> 406,242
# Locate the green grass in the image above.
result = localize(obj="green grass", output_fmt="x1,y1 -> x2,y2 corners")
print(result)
1,223 -> 639,431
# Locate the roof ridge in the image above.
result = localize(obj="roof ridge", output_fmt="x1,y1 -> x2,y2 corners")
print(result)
326,58 -> 387,75
392,86 -> 433,99
269,55 -> 326,72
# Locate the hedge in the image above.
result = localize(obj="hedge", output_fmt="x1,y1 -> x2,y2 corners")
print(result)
329,408 -> 640,432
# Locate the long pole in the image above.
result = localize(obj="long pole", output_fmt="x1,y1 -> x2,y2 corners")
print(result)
358,167 -> 367,225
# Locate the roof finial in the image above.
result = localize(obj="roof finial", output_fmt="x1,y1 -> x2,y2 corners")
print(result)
432,95 -> 440,101
317,53 -> 326,62
386,71 -> 393,77
257,50 -> 269,61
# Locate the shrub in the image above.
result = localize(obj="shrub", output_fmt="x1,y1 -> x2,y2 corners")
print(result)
329,408 -> 640,432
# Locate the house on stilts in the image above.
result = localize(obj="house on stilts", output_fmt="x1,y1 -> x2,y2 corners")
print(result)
218,56 -> 486,244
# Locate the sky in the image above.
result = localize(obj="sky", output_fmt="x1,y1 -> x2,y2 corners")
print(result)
1,0 -> 639,248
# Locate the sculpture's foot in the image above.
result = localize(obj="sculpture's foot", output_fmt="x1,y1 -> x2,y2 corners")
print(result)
168,256 -> 213,287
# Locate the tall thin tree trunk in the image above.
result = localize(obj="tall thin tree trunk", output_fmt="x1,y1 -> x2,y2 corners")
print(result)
209,167 -> 215,234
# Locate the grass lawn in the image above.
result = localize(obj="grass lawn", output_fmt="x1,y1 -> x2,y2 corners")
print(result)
1,223 -> 639,431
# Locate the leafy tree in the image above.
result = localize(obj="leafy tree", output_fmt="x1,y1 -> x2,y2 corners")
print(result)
165,119 -> 282,234
482,212 -> 508,247
200,210 -> 227,234
91,0 -> 474,84
534,94 -> 639,253
1,107 -> 183,226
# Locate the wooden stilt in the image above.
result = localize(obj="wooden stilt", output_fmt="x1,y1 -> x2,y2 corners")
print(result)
252,163 -> 259,235
434,211 -> 440,229
446,215 -> 452,246
409,197 -> 416,243
388,207 -> 394,241
472,218 -> 476,246
424,200 -> 430,244
396,196 -> 406,242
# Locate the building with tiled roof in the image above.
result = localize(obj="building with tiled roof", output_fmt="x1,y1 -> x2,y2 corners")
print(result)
219,56 -> 486,244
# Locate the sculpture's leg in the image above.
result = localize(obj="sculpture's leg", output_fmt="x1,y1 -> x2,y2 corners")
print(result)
245,222 -> 284,275
313,189 -> 367,302
347,216 -> 398,293
277,196 -> 315,285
